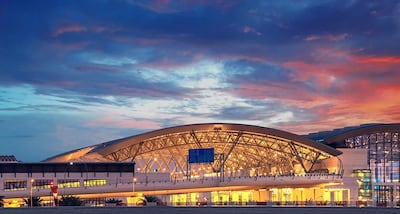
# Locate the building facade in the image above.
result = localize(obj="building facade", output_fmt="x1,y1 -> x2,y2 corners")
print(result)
1,123 -> 399,207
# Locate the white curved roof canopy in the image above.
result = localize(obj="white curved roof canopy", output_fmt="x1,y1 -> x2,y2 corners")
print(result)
45,123 -> 341,176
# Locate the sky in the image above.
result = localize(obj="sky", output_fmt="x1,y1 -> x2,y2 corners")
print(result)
1,0 -> 400,162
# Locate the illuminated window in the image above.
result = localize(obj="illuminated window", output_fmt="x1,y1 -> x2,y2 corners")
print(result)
353,169 -> 372,200
58,179 -> 80,188
4,180 -> 27,191
32,179 -> 54,189
84,179 -> 106,187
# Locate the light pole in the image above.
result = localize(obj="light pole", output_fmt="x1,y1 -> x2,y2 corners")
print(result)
132,160 -> 136,193
133,177 -> 137,192
30,178 -> 34,207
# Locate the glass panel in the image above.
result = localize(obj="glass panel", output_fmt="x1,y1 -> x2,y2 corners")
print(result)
3,180 -> 27,191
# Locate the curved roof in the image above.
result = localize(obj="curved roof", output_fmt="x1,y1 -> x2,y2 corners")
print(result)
46,123 -> 341,162
318,123 -> 400,147
45,123 -> 342,176
95,123 -> 341,156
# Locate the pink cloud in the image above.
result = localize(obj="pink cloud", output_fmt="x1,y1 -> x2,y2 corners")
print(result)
352,56 -> 400,64
243,26 -> 252,33
242,26 -> 262,35
229,53 -> 400,134
283,61 -> 339,89
92,26 -> 121,33
53,24 -> 87,37
86,116 -> 162,130
305,35 -> 320,41
305,33 -> 349,42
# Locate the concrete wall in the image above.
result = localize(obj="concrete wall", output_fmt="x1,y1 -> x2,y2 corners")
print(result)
337,148 -> 368,177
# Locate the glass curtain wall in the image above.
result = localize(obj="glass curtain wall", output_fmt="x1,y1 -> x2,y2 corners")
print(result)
345,132 -> 400,206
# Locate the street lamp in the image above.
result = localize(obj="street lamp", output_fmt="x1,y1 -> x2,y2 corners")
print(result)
30,178 -> 35,207
133,177 -> 137,192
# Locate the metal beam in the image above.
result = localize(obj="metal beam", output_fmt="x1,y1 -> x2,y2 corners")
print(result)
307,152 -> 321,172
288,142 -> 308,173
190,130 -> 202,148
130,142 -> 144,161
221,131 -> 243,169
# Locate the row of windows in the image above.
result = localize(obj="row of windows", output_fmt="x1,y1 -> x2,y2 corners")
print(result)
3,180 -> 26,191
32,179 -> 53,189
58,179 -> 80,188
3,179 -> 107,191
84,179 -> 106,187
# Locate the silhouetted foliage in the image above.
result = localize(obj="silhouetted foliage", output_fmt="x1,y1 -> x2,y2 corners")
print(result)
144,195 -> 160,202
0,196 -> 4,207
24,196 -> 42,207
105,198 -> 122,204
59,195 -> 84,206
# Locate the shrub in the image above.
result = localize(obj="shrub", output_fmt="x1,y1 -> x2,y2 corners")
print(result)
24,196 -> 42,207
0,196 -> 4,207
105,198 -> 122,204
59,195 -> 84,206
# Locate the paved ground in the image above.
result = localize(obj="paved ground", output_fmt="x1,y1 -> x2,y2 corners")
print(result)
1,207 -> 399,214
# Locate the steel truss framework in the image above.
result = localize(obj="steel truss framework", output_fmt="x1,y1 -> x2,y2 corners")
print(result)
99,129 -> 336,178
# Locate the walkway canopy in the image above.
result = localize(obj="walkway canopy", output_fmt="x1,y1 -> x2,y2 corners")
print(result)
45,123 -> 341,177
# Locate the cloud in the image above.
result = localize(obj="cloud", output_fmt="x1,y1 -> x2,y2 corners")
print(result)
352,56 -> 400,64
305,33 -> 349,41
1,0 -> 400,161
86,115 -> 162,130
53,24 -> 87,37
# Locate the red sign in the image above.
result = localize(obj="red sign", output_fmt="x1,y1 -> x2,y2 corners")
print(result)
51,186 -> 58,194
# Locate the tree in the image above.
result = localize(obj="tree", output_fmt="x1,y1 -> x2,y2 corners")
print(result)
0,196 -> 4,207
24,196 -> 42,207
59,195 -> 84,206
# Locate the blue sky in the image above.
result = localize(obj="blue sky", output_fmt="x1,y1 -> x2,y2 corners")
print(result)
1,0 -> 400,161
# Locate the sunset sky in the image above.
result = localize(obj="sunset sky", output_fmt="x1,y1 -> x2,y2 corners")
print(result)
1,0 -> 400,161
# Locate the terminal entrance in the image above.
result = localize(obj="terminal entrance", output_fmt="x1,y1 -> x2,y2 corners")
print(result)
169,187 -> 350,206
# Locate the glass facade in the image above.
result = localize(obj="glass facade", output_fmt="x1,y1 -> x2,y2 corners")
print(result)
345,132 -> 400,206
3,180 -> 27,191
353,169 -> 372,200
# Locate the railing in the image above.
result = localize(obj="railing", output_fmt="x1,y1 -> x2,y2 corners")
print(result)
92,200 -> 398,208
1,173 -> 343,198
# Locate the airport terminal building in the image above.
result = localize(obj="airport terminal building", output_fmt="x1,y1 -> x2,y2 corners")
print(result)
1,123 -> 399,207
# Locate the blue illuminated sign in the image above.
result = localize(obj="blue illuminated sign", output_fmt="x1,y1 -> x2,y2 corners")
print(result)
188,148 -> 214,163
